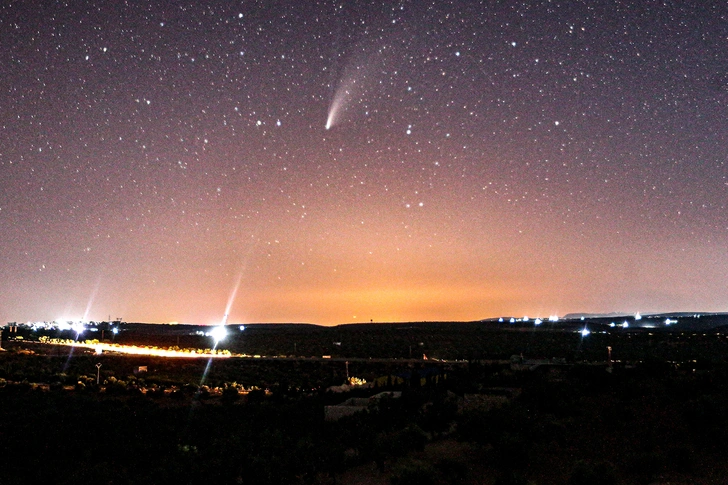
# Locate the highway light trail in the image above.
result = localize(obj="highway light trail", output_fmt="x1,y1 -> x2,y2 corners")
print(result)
41,339 -> 231,358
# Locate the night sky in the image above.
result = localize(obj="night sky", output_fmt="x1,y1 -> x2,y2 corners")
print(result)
1,1 -> 727,326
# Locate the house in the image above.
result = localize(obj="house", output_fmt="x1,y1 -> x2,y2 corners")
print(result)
459,388 -> 522,413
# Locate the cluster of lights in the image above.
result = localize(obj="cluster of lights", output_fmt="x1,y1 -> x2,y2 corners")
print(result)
14,320 -> 121,334
17,320 -> 87,332
498,315 -> 561,325
604,317 -> 682,329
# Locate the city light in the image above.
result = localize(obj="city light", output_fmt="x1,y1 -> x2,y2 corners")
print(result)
71,322 -> 85,338
210,325 -> 227,344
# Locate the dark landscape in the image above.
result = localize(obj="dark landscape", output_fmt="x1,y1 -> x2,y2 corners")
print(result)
3,315 -> 728,484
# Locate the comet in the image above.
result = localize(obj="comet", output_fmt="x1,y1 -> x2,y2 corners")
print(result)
326,76 -> 358,130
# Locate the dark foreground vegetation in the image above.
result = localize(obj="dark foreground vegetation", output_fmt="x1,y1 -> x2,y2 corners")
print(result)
3,323 -> 728,484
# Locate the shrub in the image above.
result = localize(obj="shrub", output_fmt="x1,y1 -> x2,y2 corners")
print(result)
391,459 -> 434,485
569,459 -> 617,485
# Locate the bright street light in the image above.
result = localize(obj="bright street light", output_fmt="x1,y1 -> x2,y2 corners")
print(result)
210,326 -> 227,344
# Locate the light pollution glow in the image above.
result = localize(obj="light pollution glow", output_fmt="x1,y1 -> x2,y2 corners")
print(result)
1,1 -> 727,326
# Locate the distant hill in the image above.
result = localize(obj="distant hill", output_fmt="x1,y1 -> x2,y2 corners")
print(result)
561,312 -> 728,332
563,312 -> 629,319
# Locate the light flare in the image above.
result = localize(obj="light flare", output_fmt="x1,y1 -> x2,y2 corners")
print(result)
82,278 -> 102,322
223,272 -> 244,324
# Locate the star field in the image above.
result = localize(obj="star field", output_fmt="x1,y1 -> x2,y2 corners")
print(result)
1,0 -> 727,325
